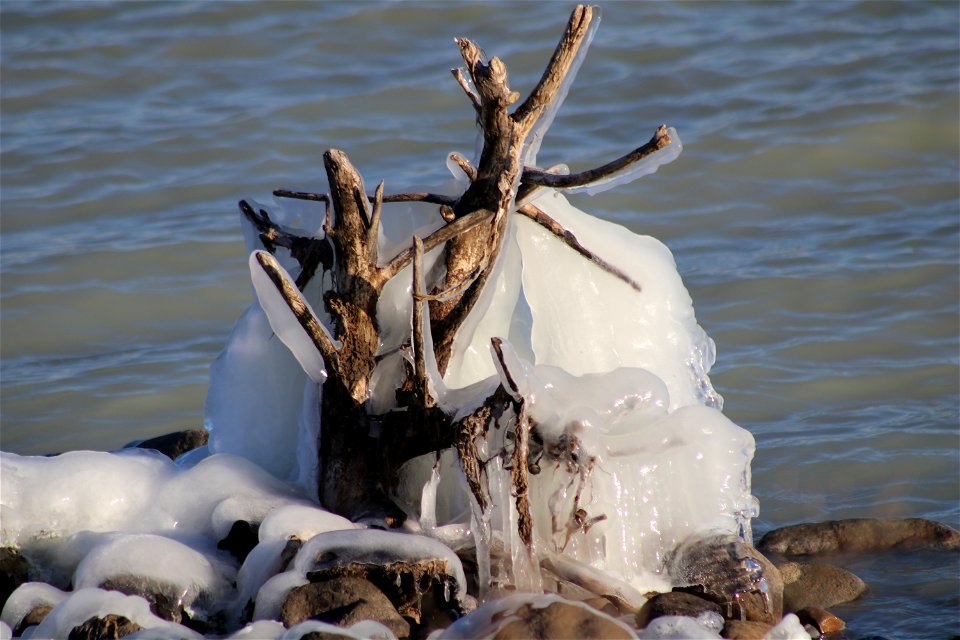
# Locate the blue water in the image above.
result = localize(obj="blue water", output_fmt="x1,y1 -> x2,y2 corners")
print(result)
2,2 -> 958,637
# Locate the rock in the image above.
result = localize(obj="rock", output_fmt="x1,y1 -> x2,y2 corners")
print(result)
634,591 -> 723,628
298,530 -> 466,624
132,428 -> 209,460
67,614 -> 143,640
668,534 -> 783,624
0,547 -> 31,609
794,606 -> 845,634
306,558 -> 461,623
778,561 -> 866,611
581,596 -> 620,617
491,600 -> 635,640
99,575 -> 183,623
280,576 -> 410,639
217,519 -> 261,563
13,604 -> 52,637
757,518 -> 960,554
721,619 -> 775,639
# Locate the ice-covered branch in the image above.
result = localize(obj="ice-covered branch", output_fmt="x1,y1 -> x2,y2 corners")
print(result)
521,124 -> 680,196
250,250 -> 338,380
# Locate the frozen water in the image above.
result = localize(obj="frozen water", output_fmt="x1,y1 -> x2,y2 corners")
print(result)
73,533 -> 234,620
637,614 -> 722,639
25,588 -> 201,639
0,582 -> 68,633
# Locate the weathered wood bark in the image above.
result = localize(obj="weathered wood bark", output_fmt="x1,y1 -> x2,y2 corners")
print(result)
247,4 -> 676,524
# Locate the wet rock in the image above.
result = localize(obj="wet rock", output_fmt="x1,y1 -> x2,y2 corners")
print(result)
13,603 -> 53,637
131,428 -> 209,460
581,595 -> 621,617
280,576 -> 410,638
634,591 -> 723,628
67,614 -> 143,640
491,599 -> 635,639
778,561 -> 866,611
794,606 -> 845,635
668,534 -> 783,624
757,518 -> 960,554
306,556 -> 462,623
720,619 -> 774,639
0,547 -> 31,609
99,575 -> 183,623
217,519 -> 260,563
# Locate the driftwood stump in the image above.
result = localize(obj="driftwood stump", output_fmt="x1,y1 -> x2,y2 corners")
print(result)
244,5 -> 673,530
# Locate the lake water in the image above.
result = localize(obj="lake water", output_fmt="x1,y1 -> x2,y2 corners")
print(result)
2,1 -> 957,637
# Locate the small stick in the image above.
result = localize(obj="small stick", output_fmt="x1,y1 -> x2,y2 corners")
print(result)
448,152 -> 477,181
367,180 -> 384,263
411,236 -> 433,408
451,67 -> 482,114
380,207 -> 495,282
516,204 -> 643,293
274,188 -> 456,207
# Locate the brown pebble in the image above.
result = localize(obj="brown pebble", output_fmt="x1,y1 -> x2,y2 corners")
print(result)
13,604 -> 52,637
492,600 -> 634,640
795,606 -> 845,634
0,547 -> 31,608
779,562 -> 866,611
68,614 -> 143,640
635,591 -> 723,628
281,576 -> 410,638
721,619 -> 775,639
133,429 -> 209,460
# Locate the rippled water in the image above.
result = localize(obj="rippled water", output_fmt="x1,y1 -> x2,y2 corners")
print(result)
2,1 -> 957,637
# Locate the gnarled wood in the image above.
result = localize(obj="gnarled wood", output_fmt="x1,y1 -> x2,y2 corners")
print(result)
247,5 -> 676,532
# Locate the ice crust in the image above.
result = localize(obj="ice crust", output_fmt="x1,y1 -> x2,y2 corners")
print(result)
24,588 -> 201,639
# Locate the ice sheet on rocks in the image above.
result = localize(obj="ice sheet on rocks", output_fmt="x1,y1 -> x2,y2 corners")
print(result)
253,529 -> 467,623
291,529 -> 467,602
0,582 -> 68,633
236,505 -> 359,613
0,450 -> 313,588
24,588 -> 201,639
73,533 -> 235,620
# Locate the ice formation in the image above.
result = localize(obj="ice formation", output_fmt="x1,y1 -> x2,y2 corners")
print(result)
0,70 -> 761,638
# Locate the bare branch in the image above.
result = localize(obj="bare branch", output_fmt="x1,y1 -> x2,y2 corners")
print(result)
275,188 -> 456,208
512,4 -> 596,127
521,124 -> 671,190
451,67 -> 481,114
448,152 -> 477,181
367,181 -> 384,264
380,207 -> 496,282
511,402 -> 535,552
411,236 -> 434,409
273,188 -> 329,203
516,203 -> 642,294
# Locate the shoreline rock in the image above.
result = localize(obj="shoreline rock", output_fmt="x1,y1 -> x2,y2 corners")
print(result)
757,518 -> 960,554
